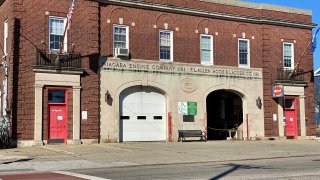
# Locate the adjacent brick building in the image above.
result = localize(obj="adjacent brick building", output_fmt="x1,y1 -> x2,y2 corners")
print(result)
0,0 -> 317,146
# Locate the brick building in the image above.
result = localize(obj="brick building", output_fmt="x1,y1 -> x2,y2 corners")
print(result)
0,0 -> 317,146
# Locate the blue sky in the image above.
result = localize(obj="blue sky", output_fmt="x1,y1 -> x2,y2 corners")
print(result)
241,0 -> 320,70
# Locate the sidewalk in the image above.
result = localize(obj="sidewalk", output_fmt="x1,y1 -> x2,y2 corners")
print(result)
1,140 -> 320,173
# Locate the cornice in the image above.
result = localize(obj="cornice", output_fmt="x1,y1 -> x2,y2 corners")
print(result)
200,0 -> 311,16
98,0 -> 316,29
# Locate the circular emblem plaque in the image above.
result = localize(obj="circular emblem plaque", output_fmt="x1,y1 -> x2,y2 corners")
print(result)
180,78 -> 197,93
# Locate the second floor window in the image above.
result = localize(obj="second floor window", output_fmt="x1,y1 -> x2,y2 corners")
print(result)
49,16 -> 67,52
283,43 -> 294,68
238,39 -> 250,67
113,25 -> 128,49
159,30 -> 173,61
4,19 -> 8,55
200,35 -> 213,65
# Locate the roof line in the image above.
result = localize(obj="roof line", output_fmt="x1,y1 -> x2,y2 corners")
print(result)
99,0 -> 316,29
200,0 -> 312,16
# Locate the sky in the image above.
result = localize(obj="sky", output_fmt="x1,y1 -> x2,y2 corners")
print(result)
241,0 -> 320,70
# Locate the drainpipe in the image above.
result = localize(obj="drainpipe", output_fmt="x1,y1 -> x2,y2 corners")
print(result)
2,56 -> 8,119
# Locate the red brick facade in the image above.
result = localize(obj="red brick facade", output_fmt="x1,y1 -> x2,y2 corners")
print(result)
0,0 -> 100,143
0,0 -> 316,145
99,0 -> 316,137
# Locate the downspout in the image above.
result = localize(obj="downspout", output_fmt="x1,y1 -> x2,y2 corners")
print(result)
0,32 -> 7,119
2,56 -> 7,119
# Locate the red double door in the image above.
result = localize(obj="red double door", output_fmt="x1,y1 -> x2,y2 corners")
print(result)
49,105 -> 67,142
285,99 -> 298,139
48,90 -> 67,143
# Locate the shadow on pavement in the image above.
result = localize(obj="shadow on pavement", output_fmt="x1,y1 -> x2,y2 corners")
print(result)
209,163 -> 272,180
1,158 -> 33,165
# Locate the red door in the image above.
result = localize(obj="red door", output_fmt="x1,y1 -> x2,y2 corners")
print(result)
48,90 -> 67,143
285,99 -> 298,139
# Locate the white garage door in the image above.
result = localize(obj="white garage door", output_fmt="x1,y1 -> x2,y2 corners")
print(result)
120,86 -> 166,142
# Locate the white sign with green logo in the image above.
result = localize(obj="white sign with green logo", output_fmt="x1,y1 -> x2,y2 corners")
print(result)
178,101 -> 197,115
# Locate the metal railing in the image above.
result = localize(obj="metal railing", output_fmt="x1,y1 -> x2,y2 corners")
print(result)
275,68 -> 305,82
35,49 -> 81,68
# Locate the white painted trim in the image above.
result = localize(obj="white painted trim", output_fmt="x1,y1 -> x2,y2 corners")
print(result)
34,73 -> 81,144
281,86 -> 306,138
3,19 -> 8,55
200,34 -> 213,65
277,99 -> 285,137
299,96 -> 306,137
159,30 -> 173,61
283,42 -> 294,69
49,16 -> 67,52
113,24 -> 129,55
238,38 -> 250,68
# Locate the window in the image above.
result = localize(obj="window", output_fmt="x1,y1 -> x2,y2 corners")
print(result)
4,19 -> 8,55
49,17 -> 67,52
48,90 -> 65,103
200,35 -> 213,65
159,30 -> 173,61
238,39 -> 250,67
113,25 -> 129,50
283,43 -> 294,69
285,99 -> 295,109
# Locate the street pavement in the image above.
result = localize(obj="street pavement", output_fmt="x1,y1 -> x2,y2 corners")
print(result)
0,139 -> 320,179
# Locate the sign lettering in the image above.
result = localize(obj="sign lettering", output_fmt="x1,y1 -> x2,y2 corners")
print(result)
105,59 -> 262,79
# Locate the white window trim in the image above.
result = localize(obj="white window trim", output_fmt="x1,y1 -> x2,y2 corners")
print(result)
283,42 -> 294,69
200,34 -> 213,65
238,38 -> 250,68
159,30 -> 173,61
113,24 -> 129,55
4,19 -> 8,56
49,16 -> 67,52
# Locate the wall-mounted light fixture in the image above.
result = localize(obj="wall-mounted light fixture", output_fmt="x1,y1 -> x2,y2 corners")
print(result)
256,96 -> 262,109
105,90 -> 111,102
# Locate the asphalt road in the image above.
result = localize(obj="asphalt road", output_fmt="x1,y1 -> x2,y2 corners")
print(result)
68,155 -> 320,180
1,140 -> 320,179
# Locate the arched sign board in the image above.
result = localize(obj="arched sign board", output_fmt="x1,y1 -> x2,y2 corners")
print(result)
272,85 -> 284,98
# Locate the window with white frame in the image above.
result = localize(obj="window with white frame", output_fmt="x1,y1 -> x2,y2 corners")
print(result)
238,39 -> 250,67
200,34 -> 213,65
49,16 -> 67,52
159,30 -> 173,61
4,19 -> 8,55
113,25 -> 129,52
283,42 -> 294,68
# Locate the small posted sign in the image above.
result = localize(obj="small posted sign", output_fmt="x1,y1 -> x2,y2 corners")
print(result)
178,101 -> 197,115
272,85 -> 284,98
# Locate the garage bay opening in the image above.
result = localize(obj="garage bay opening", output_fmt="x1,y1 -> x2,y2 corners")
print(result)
206,90 -> 243,140
119,86 -> 166,142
